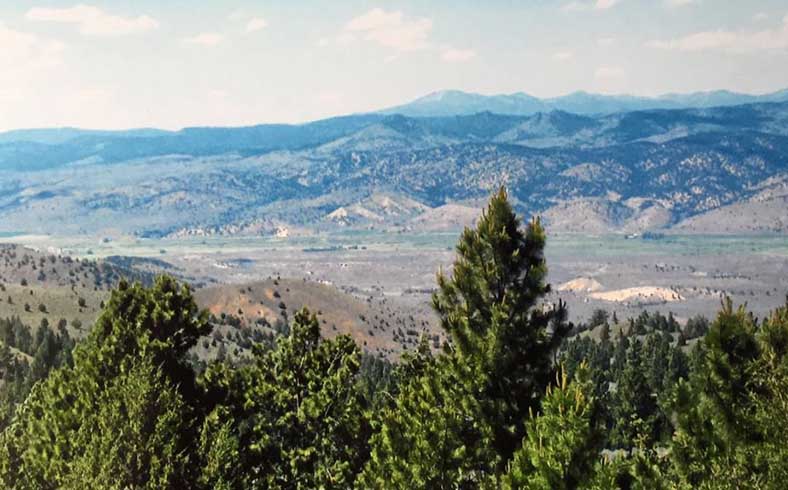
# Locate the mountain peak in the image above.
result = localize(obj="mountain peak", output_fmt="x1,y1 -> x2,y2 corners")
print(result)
379,88 -> 788,118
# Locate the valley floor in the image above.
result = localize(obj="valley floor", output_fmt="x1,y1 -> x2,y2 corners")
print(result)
5,231 -> 786,331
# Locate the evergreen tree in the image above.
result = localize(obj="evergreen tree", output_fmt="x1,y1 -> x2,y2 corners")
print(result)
0,276 -> 210,489
611,340 -> 657,448
60,359 -> 190,489
199,308 -> 370,489
360,353 -> 496,489
500,364 -> 602,490
362,187 -> 569,486
599,322 -> 611,344
671,299 -> 788,488
432,187 -> 569,461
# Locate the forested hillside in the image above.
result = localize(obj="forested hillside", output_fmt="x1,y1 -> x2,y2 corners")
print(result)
0,189 -> 785,488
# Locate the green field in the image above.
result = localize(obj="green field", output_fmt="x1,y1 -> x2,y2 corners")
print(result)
8,231 -> 788,261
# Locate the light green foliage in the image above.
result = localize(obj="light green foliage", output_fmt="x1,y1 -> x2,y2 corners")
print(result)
61,360 -> 189,489
0,276 -> 209,489
198,308 -> 370,490
500,364 -> 601,490
359,353 -> 497,489
671,298 -> 788,489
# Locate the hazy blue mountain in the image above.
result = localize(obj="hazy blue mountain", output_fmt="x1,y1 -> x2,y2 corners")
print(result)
6,101 -> 788,173
0,128 -> 172,145
381,89 -> 788,117
379,90 -> 548,117
2,101 -> 788,235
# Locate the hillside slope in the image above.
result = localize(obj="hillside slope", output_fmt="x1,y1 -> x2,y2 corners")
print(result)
2,102 -> 788,235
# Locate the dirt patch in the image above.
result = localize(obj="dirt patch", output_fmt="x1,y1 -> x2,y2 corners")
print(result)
590,287 -> 683,303
557,277 -> 604,292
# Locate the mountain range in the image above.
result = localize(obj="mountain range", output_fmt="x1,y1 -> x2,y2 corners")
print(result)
380,89 -> 788,117
1,91 -> 788,236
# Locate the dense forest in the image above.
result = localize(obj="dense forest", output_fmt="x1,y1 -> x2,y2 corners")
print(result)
0,188 -> 786,489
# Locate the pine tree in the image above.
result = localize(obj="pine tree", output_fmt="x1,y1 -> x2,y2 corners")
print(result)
432,187 -> 569,461
500,364 -> 602,490
60,359 -> 190,489
0,276 -> 210,489
611,339 -> 657,448
360,353 -> 496,489
361,187 -> 569,486
198,308 -> 370,489
599,322 -> 611,344
670,298 -> 788,488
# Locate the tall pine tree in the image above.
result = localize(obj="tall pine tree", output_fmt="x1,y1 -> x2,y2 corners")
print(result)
432,187 -> 569,461
361,187 -> 569,487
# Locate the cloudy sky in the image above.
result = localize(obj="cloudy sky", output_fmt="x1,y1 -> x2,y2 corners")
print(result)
1,0 -> 787,130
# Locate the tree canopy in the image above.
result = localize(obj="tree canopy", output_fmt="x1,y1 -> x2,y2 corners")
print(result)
0,189 -> 785,489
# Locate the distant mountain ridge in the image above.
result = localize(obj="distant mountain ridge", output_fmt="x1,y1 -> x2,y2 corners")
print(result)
1,100 -> 788,235
379,89 -> 788,117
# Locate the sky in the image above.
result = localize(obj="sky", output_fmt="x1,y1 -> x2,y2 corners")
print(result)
1,0 -> 788,130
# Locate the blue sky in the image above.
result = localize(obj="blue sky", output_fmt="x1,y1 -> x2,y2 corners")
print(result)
1,0 -> 787,130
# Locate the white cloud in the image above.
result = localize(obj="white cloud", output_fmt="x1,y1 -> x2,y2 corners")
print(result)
594,0 -> 621,10
25,4 -> 158,36
331,8 -> 475,63
561,0 -> 621,12
228,10 -> 245,22
442,48 -> 476,62
0,23 -> 65,77
595,65 -> 626,80
647,15 -> 788,53
753,12 -> 769,22
183,33 -> 224,47
0,23 -> 66,124
246,17 -> 268,33
229,10 -> 268,34
553,50 -> 574,61
597,37 -> 616,47
665,0 -> 697,7
561,2 -> 588,12
344,8 -> 432,51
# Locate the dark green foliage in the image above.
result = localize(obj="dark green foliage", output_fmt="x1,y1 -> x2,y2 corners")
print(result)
0,317 -> 74,430
0,188 -> 785,489
432,188 -> 569,461
684,314 -> 710,339
562,309 -> 691,451
198,308 -> 371,489
610,339 -> 658,448
0,276 -> 209,489
362,188 -> 569,487
358,353 -> 396,411
590,309 -> 609,328
671,298 -> 788,489
630,310 -> 681,335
